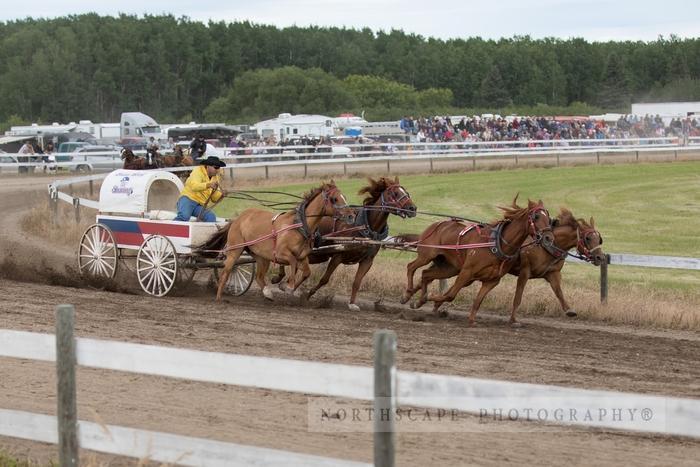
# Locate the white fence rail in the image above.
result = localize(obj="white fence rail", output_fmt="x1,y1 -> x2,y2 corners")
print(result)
0,410 -> 367,467
1,137 -> 696,171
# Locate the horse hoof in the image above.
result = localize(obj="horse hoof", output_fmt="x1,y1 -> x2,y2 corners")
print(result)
348,303 -> 360,312
468,320 -> 477,328
292,289 -> 303,298
565,309 -> 578,317
399,294 -> 410,305
510,321 -> 522,328
270,276 -> 282,284
438,310 -> 449,318
262,286 -> 274,301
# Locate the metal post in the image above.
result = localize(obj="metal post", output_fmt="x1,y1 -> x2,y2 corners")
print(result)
674,150 -> 678,160
229,168 -> 234,179
600,254 -> 610,304
596,152 -> 600,164
304,163 -> 308,178
89,179 -> 94,196
429,158 -> 433,173
556,154 -> 560,166
343,163 -> 347,176
472,157 -> 476,171
386,160 -> 390,174
374,330 -> 396,467
73,198 -> 80,224
514,154 -> 519,165
264,165 -> 269,179
56,304 -> 79,467
635,150 -> 639,162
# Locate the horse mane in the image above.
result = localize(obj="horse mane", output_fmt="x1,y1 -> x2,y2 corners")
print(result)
358,176 -> 398,206
556,208 -> 579,228
301,181 -> 335,203
496,194 -> 543,223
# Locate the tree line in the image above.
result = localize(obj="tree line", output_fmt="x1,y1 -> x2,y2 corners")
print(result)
0,14 -> 698,127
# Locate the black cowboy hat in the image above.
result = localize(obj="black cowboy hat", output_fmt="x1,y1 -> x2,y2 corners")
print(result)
199,156 -> 226,168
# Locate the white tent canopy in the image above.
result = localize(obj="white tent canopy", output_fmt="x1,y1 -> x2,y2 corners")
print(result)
99,170 -> 183,215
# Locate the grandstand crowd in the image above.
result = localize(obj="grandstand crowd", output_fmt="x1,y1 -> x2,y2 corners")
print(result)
401,114 -> 700,143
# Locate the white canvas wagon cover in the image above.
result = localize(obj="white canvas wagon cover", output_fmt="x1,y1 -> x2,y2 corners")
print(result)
99,170 -> 184,215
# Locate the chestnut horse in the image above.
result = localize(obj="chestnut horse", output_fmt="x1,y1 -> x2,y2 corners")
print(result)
508,208 -> 604,324
162,146 -> 195,167
272,176 -> 417,310
121,149 -> 146,170
197,182 -> 355,301
401,198 -> 554,326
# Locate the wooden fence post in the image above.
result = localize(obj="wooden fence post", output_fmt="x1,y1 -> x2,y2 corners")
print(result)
600,254 -> 610,304
56,304 -> 79,467
50,189 -> 58,226
374,330 -> 396,467
73,198 -> 80,224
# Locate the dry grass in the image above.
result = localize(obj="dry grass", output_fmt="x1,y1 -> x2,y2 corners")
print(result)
302,255 -> 700,332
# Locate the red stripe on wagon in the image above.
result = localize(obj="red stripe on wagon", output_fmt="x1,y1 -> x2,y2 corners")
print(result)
113,232 -> 146,246
138,222 -> 190,238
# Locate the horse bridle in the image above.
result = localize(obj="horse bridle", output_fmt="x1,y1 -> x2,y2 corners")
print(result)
577,227 -> 603,260
379,184 -> 414,218
321,186 -> 354,222
527,206 -> 553,244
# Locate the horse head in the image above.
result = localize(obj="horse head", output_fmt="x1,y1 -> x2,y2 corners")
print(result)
526,199 -> 554,245
360,176 -> 417,219
121,148 -> 134,161
576,217 -> 605,266
319,181 -> 355,224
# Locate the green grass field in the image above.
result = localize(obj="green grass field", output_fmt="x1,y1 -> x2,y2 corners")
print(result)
216,161 -> 700,257
213,161 -> 700,329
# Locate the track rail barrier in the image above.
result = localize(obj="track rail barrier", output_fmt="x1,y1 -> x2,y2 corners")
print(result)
1,306 -> 698,466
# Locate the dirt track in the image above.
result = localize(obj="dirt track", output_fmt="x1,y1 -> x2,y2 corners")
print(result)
1,175 -> 699,466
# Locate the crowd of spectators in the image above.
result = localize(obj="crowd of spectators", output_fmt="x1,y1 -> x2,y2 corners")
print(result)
400,114 -> 700,144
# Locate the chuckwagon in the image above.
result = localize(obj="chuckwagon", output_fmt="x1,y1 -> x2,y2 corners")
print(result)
77,169 -> 255,297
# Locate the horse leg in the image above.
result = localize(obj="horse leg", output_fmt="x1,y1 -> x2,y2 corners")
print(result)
307,255 -> 343,299
255,258 -> 273,300
545,270 -> 575,317
428,266 -> 476,315
348,257 -> 375,311
466,279 -> 501,327
270,264 -> 286,284
216,248 -> 244,301
292,258 -> 312,296
401,253 -> 433,304
414,264 -> 458,310
509,269 -> 531,326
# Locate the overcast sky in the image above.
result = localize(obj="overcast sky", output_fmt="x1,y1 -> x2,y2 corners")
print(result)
1,0 -> 698,42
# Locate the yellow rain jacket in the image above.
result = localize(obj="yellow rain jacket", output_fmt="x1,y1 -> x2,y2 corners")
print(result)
180,165 -> 223,205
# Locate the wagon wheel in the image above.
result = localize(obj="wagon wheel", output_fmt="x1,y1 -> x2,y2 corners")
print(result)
137,235 -> 178,297
78,223 -> 118,280
177,255 -> 197,288
212,257 -> 256,296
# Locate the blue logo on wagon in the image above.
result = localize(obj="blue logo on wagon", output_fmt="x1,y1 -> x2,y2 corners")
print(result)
112,176 -> 133,195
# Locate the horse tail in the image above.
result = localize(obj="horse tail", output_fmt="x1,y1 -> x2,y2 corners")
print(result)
194,222 -> 232,258
392,233 -> 421,244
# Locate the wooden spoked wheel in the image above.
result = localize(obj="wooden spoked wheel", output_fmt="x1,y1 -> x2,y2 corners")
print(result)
212,257 -> 256,296
137,235 -> 178,297
78,223 -> 118,280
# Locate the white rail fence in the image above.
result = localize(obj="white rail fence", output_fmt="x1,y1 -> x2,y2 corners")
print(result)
2,137 -> 697,173
1,306 -> 699,466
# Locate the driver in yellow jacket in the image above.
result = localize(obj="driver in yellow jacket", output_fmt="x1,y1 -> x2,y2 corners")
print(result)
174,156 -> 226,222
